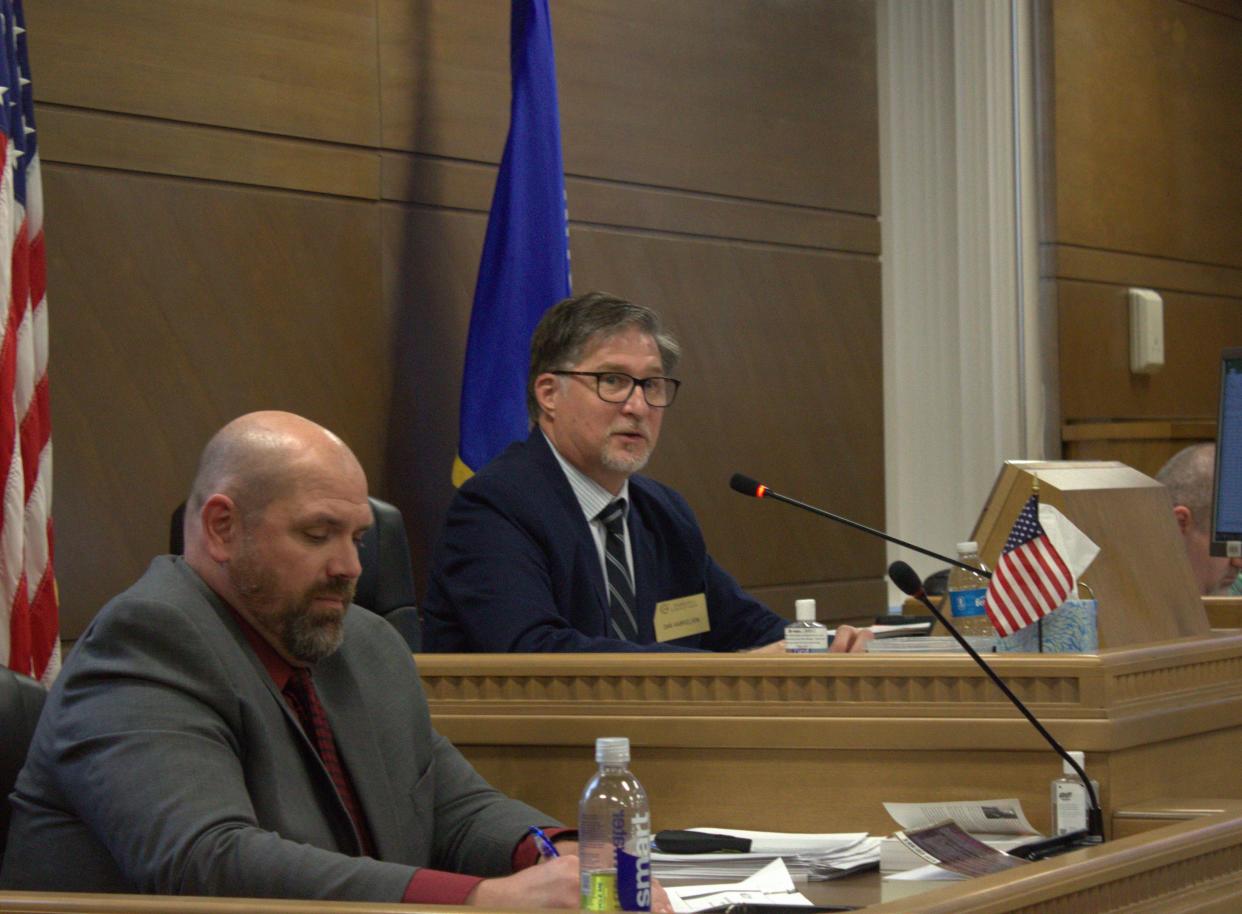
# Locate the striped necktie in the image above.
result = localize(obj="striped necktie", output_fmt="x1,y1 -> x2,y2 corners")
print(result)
283,667 -> 375,857
598,499 -> 639,641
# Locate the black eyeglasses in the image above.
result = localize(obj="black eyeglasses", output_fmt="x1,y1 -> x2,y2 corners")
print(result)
551,371 -> 681,407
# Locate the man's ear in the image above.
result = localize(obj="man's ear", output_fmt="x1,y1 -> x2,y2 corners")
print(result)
1172,505 -> 1194,535
200,494 -> 242,563
534,373 -> 560,419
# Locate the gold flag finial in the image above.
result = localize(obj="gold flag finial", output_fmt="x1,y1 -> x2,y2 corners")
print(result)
1031,473 -> 1040,495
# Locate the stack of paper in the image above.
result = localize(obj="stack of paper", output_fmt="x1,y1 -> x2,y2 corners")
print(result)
865,635 -> 997,654
665,858 -> 817,913
653,828 -> 878,882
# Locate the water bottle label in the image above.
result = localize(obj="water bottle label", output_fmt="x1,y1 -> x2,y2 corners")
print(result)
581,872 -> 619,911
949,587 -> 987,618
617,845 -> 651,911
785,628 -> 829,652
582,810 -> 651,911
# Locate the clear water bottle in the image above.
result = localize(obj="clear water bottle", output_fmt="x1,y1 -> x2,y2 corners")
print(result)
946,542 -> 993,637
785,598 -> 829,653
579,737 -> 652,911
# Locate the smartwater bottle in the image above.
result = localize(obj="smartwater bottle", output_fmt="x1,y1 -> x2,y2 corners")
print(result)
579,736 -> 652,911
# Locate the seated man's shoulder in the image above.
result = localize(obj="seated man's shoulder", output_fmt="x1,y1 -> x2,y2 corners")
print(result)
91,555 -> 214,635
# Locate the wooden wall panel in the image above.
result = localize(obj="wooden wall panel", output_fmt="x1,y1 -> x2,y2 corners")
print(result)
1059,281 -> 1238,420
1042,0 -> 1242,460
1050,0 -> 1242,268
379,0 -> 878,213
45,166 -> 386,636
24,0 -> 379,145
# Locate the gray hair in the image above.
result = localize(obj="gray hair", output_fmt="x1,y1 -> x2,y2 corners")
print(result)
526,291 -> 681,423
1156,441 -> 1215,530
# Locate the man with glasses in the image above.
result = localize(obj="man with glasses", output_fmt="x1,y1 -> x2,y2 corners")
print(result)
423,292 -> 871,653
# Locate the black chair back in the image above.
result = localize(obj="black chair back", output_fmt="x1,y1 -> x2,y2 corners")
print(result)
0,668 -> 46,864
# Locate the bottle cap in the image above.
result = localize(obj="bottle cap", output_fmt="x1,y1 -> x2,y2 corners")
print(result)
1062,750 -> 1085,775
956,541 -> 979,555
794,599 -> 817,622
596,736 -> 631,765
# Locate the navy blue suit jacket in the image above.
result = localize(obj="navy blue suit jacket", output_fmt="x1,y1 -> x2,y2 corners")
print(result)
422,430 -> 787,652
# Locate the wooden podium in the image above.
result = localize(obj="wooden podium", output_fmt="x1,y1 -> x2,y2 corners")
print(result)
972,460 -> 1208,648
416,638 -> 1242,840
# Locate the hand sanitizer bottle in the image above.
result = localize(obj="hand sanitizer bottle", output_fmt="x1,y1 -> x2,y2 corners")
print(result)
1051,751 -> 1099,835
785,599 -> 829,653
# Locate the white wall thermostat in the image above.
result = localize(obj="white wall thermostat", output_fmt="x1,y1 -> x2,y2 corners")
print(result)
1128,288 -> 1163,375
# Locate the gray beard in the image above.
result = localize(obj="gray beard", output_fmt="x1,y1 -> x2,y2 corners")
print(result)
601,446 -> 651,477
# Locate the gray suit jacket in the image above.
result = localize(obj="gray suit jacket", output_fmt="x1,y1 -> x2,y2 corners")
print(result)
1,556 -> 551,900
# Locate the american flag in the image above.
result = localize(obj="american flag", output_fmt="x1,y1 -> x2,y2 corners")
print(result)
0,0 -> 57,682
985,493 -> 1073,637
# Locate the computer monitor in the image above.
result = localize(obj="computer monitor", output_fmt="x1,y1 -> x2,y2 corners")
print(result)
1211,347 -> 1242,558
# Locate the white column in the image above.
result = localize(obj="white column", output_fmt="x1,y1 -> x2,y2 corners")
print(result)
879,0 -> 1045,602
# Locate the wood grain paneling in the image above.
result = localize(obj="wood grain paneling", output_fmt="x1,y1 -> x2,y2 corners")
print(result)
1062,420 -> 1215,476
1049,0 -> 1242,267
46,166 -> 386,636
38,107 -> 380,200
379,0 -> 878,213
24,0 -> 379,145
1048,243 -> 1242,300
382,205 -> 883,601
1042,0 -> 1242,458
380,151 -> 882,255
1058,280 -> 1239,421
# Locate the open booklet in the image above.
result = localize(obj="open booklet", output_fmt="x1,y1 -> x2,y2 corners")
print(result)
881,799 -> 1043,876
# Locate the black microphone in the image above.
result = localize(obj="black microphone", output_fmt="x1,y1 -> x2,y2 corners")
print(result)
729,473 -> 987,576
889,560 -> 1104,848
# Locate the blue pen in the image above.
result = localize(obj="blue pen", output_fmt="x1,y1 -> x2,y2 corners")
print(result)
528,825 -> 560,858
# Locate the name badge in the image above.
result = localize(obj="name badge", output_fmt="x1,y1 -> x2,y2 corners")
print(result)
654,593 -> 710,642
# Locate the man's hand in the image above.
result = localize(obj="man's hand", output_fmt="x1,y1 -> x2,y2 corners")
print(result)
467,855 -> 579,909
740,639 -> 787,655
743,625 -> 875,655
650,876 -> 673,912
830,624 -> 874,653
542,839 -> 578,859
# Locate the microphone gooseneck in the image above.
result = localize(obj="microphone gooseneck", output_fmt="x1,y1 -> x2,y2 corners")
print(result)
729,474 -> 989,576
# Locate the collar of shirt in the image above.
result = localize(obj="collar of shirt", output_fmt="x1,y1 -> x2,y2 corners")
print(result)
228,607 -> 297,691
543,430 -> 630,524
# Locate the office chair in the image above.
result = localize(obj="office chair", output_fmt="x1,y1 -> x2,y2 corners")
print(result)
169,496 -> 421,652
0,668 -> 46,865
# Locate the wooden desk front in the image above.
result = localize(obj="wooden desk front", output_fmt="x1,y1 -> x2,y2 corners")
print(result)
416,635 -> 1242,837
5,810 -> 1242,912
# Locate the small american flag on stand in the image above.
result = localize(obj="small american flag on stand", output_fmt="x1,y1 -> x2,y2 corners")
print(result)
985,493 -> 1074,637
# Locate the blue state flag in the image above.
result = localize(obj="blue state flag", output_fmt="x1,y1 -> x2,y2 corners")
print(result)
453,0 -> 571,487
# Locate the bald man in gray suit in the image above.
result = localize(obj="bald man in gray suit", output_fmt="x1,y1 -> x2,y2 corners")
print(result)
1,412 -> 584,906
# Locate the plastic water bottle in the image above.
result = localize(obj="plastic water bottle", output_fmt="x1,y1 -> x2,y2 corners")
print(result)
946,542 -> 993,637
785,598 -> 829,653
579,737 -> 652,911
